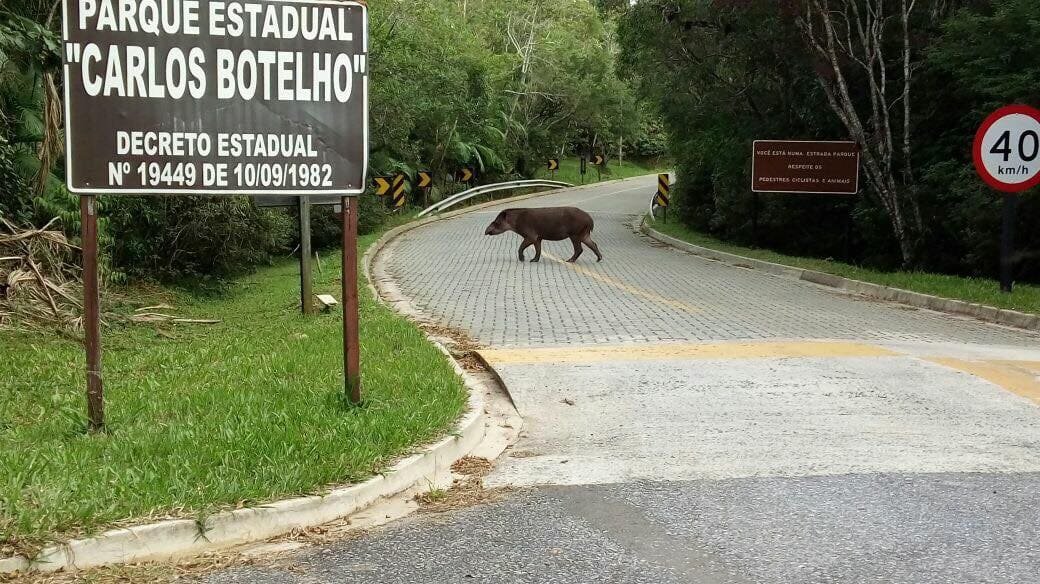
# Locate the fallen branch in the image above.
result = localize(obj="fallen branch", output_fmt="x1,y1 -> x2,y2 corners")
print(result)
129,312 -> 221,325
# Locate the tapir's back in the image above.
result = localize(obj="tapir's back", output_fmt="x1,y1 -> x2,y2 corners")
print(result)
511,207 -> 594,241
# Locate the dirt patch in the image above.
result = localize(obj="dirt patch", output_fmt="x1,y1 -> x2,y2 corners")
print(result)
415,478 -> 510,515
413,457 -> 509,514
420,323 -> 480,353
452,456 -> 493,477
454,353 -> 487,373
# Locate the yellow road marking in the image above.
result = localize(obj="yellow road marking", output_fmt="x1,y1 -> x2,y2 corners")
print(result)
925,358 -> 1040,405
480,341 -> 897,365
543,251 -> 702,314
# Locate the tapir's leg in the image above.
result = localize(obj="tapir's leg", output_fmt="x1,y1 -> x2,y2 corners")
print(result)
531,239 -> 543,263
518,239 -> 533,262
567,236 -> 584,263
583,235 -> 603,262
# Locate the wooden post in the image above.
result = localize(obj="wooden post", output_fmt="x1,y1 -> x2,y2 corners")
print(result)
81,195 -> 104,432
299,197 -> 314,316
342,196 -> 361,403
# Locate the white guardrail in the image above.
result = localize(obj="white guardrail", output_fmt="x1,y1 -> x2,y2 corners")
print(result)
417,180 -> 573,218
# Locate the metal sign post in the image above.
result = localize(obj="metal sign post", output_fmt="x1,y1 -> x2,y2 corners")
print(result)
972,104 -> 1040,294
751,140 -> 861,256
342,197 -> 361,404
580,157 -> 587,184
592,155 -> 605,182
391,174 -> 407,209
81,195 -> 104,432
62,0 -> 371,420
1000,194 -> 1018,293
299,197 -> 314,316
655,174 -> 671,223
417,170 -> 433,208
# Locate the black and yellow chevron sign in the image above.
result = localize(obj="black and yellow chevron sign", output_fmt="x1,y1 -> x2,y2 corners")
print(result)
592,155 -> 605,166
373,176 -> 392,196
457,167 -> 474,183
391,174 -> 407,207
547,159 -> 560,171
656,174 -> 670,207
417,170 -> 433,189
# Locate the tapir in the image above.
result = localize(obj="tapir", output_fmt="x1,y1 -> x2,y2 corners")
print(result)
484,207 -> 603,263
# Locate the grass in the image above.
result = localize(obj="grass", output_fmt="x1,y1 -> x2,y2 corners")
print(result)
533,158 -> 661,186
651,219 -> 1040,317
0,222 -> 469,554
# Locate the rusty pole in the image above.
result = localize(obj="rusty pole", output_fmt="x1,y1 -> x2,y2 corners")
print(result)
342,196 -> 362,404
81,195 -> 104,432
299,197 -> 314,315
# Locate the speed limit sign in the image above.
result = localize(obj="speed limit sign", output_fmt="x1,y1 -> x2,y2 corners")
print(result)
973,104 -> 1040,193
973,104 -> 1040,293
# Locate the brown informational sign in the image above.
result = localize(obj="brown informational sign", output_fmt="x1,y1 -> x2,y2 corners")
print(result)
62,0 -> 369,195
752,141 -> 860,194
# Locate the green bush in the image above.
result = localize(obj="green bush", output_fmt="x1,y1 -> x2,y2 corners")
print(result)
619,0 -> 1040,282
104,197 -> 293,283
302,195 -> 389,252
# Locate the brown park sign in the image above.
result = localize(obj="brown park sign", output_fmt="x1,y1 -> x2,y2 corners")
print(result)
62,0 -> 369,195
752,141 -> 860,195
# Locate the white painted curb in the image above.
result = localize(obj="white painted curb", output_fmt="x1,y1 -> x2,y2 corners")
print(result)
1,391 -> 486,575
1,264 -> 499,577
640,219 -> 1040,333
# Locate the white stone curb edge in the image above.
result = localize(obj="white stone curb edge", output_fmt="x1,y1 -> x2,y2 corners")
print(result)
0,266 -> 502,577
0,393 -> 487,575
640,218 -> 1040,333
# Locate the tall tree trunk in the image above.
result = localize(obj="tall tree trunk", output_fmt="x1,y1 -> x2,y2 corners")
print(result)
797,0 -> 922,267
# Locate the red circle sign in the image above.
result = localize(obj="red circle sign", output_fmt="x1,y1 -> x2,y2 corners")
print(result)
973,104 -> 1040,193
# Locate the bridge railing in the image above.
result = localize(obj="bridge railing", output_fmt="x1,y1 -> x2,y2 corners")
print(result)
417,180 -> 573,219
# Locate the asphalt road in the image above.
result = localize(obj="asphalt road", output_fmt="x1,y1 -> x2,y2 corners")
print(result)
204,176 -> 1040,583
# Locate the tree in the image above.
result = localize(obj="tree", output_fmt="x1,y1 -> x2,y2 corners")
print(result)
795,0 -> 927,266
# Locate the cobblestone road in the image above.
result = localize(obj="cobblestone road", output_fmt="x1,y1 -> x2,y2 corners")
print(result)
206,176 -> 1040,584
381,176 -> 1039,348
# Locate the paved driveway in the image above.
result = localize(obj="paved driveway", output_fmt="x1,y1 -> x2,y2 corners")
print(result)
206,176 -> 1040,583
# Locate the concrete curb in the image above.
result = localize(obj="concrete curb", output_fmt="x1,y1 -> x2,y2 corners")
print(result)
0,390 -> 487,575
640,218 -> 1040,333
0,252 -> 507,577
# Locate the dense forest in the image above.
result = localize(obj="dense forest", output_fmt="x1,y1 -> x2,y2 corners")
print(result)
616,0 -> 1039,281
1,0 -> 662,282
3,0 -> 1037,284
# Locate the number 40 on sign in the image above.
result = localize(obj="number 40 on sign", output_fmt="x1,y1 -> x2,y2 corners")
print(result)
972,104 -> 1040,294
974,104 -> 1040,192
